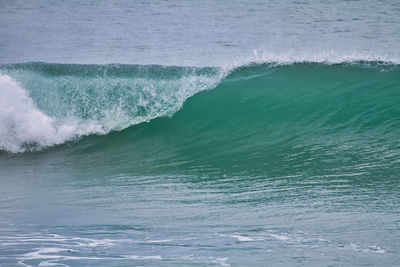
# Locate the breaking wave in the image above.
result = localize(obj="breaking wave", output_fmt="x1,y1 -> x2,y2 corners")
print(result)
0,61 -> 399,154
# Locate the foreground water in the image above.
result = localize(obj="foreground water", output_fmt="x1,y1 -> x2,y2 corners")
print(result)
1,1 -> 400,266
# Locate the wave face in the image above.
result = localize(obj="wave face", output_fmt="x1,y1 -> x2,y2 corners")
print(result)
1,62 -> 400,163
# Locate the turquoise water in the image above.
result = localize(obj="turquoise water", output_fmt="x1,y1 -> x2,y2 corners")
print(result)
1,1 -> 400,266
1,62 -> 399,266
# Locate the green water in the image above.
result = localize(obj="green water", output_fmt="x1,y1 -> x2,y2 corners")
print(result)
1,62 -> 400,266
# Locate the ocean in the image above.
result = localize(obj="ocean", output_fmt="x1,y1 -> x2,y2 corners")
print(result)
0,1 -> 400,266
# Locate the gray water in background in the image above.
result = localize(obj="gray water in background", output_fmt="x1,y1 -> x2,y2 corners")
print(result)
1,0 -> 400,66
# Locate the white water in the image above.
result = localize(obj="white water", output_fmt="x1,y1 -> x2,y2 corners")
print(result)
0,75 -> 80,153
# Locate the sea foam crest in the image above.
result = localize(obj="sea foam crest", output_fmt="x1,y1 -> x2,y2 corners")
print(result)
224,50 -> 399,69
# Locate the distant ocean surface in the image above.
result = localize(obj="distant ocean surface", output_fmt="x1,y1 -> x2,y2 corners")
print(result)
1,1 -> 400,266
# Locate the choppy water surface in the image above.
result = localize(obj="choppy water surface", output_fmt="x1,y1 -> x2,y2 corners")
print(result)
1,0 -> 400,65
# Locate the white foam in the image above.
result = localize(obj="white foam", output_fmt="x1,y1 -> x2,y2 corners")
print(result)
230,234 -> 253,242
124,255 -> 162,260
17,260 -> 33,267
144,239 -> 172,243
73,237 -> 117,247
38,260 -> 69,266
269,233 -> 291,241
210,257 -> 230,267
349,243 -> 386,254
0,74 -> 74,152
22,247 -> 103,260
